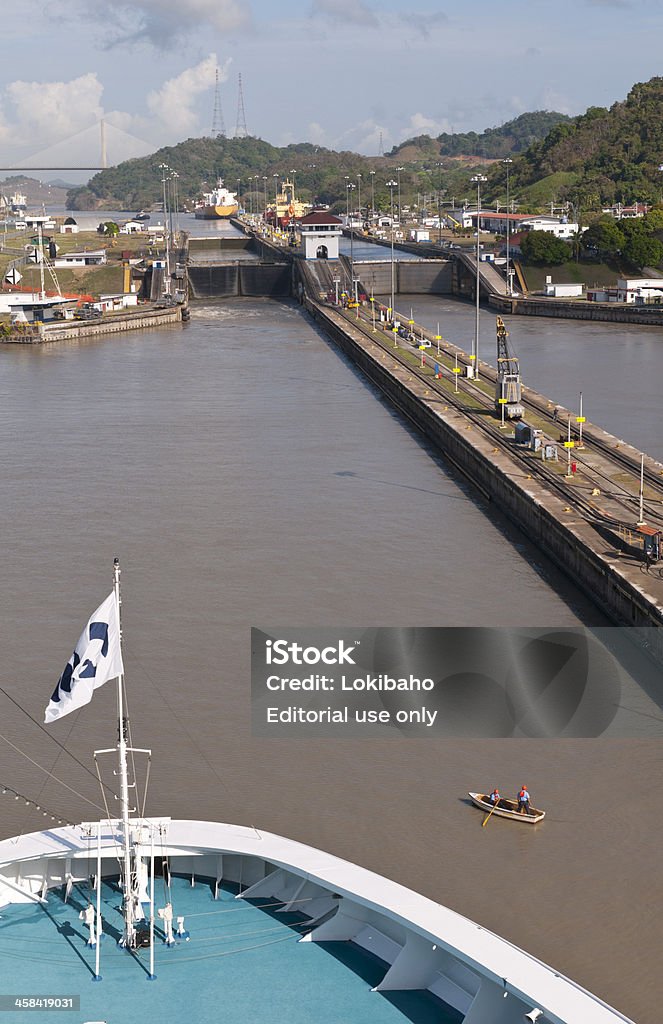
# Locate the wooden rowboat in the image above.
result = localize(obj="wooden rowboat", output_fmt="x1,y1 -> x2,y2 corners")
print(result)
469,792 -> 545,824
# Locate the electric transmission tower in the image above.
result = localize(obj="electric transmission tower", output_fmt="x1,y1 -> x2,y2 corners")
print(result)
235,73 -> 248,138
212,67 -> 226,138
378,130 -> 384,158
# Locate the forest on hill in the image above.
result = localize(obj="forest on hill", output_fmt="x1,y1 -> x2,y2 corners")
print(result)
388,111 -> 570,160
481,77 -> 663,211
65,78 -> 663,217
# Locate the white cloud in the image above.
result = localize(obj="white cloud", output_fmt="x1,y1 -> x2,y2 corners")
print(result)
310,0 -> 379,27
147,54 -> 226,136
540,89 -> 577,116
307,122 -> 327,146
408,112 -> 452,136
5,74 -> 104,139
332,119 -> 388,155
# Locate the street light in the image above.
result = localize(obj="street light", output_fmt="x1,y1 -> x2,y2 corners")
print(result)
396,166 -> 404,223
357,173 -> 362,227
470,173 -> 487,379
370,170 -> 376,218
347,182 -> 356,301
387,179 -> 397,317
158,162 -> 171,294
273,174 -> 279,233
262,176 -> 268,224
503,158 -> 513,296
437,162 -> 444,244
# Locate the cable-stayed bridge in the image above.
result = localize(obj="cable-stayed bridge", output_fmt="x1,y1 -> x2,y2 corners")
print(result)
0,118 -> 156,173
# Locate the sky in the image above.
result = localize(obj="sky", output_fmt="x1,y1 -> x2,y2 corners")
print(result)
2,0 -> 663,182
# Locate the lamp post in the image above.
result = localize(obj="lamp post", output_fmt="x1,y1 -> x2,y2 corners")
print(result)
273,174 -> 279,234
262,176 -> 268,225
370,170 -> 376,219
170,170 -> 179,240
437,162 -> 444,244
158,162 -> 171,294
503,158 -> 513,295
637,453 -> 646,526
387,179 -> 397,318
357,173 -> 362,227
470,174 -> 487,379
347,182 -> 356,301
396,166 -> 404,224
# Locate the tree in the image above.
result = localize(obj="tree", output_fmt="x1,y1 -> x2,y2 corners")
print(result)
520,230 -> 571,264
644,208 -> 663,230
623,233 -> 663,268
581,218 -> 625,259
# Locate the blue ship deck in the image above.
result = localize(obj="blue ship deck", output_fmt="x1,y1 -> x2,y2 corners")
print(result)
0,875 -> 463,1024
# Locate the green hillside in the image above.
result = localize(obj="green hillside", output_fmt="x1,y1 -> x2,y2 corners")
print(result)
483,78 -> 663,210
66,137 -> 384,212
389,111 -> 571,160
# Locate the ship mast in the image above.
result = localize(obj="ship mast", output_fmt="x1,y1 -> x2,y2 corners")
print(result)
94,558 -> 142,949
113,558 -> 135,948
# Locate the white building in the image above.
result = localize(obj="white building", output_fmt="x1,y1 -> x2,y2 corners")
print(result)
120,220 -> 145,234
616,278 -> 663,304
602,203 -> 649,220
519,216 -> 580,239
298,210 -> 343,260
53,250 -> 107,268
59,217 -> 79,235
544,281 -> 584,298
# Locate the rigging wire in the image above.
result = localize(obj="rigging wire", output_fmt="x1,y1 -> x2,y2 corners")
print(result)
123,641 -> 262,840
0,684 -> 117,797
0,730 -> 107,814
15,706 -> 82,843
0,782 -> 73,826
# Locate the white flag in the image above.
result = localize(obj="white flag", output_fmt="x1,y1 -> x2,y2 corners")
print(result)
45,592 -> 123,724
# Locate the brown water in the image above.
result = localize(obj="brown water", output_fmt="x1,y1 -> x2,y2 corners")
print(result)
0,298 -> 660,1023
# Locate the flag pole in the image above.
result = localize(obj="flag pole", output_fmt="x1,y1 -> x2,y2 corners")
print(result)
94,820 -> 102,980
113,558 -> 134,950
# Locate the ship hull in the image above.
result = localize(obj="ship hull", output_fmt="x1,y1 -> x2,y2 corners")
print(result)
194,203 -> 239,219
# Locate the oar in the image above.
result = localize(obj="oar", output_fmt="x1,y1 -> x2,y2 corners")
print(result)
482,796 -> 500,828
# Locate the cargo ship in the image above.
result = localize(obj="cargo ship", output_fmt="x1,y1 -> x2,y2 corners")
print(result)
267,179 -> 311,228
194,178 -> 239,219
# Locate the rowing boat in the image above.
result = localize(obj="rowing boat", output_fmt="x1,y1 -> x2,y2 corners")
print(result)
469,791 -> 545,823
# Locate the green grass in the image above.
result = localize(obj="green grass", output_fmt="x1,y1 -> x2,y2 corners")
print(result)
516,172 -> 579,208
0,229 -> 153,298
520,257 -> 636,292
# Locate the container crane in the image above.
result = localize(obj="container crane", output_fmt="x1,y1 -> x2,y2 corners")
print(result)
495,316 -> 524,419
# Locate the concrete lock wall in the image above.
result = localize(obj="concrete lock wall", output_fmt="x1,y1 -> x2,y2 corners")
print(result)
305,300 -> 663,649
187,263 -> 291,299
188,237 -> 255,254
355,260 -> 453,296
240,264 -> 292,297
188,264 -> 240,298
398,261 -> 453,294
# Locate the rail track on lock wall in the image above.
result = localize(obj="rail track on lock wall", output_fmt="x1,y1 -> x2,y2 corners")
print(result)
326,300 -> 663,548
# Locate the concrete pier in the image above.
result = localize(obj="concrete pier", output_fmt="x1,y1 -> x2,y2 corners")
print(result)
298,279 -> 663,652
2,305 -> 184,344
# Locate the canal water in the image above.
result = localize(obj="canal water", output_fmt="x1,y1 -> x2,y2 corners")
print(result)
392,292 -> 663,461
0,282 -> 661,1019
